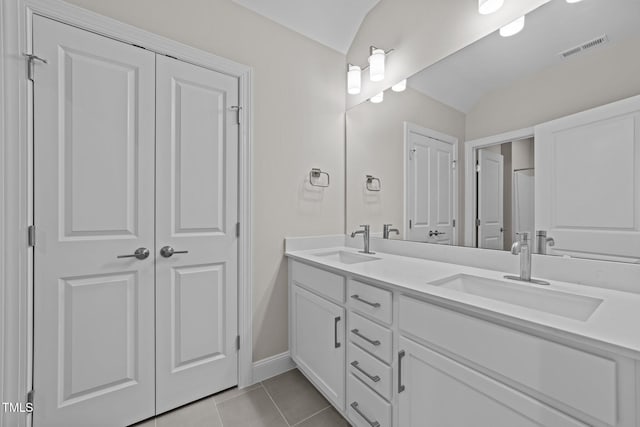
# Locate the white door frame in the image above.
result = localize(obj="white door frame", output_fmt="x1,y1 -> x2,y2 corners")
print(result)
464,127 -> 533,248
403,122 -> 459,244
1,1 -> 254,425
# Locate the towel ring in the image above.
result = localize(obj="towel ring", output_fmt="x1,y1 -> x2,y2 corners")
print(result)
310,168 -> 330,188
366,175 -> 381,192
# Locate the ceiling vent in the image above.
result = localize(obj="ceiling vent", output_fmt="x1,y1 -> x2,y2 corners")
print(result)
559,34 -> 609,59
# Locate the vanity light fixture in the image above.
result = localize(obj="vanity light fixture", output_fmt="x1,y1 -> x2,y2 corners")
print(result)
370,91 -> 384,103
369,46 -> 386,82
478,0 -> 504,15
391,79 -> 407,92
347,64 -> 362,95
500,15 -> 525,37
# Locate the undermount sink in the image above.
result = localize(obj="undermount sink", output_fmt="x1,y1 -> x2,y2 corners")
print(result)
313,250 -> 381,265
430,274 -> 603,321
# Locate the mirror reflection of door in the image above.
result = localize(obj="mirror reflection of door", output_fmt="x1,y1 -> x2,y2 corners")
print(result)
405,123 -> 455,245
477,148 -> 504,250
476,138 -> 535,251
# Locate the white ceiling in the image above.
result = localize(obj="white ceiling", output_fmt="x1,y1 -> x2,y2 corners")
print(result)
409,0 -> 640,113
232,0 -> 381,53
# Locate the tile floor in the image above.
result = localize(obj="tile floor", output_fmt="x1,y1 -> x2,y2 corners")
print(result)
133,369 -> 351,427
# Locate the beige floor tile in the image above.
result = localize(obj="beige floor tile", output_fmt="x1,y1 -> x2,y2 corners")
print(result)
217,387 -> 288,427
213,382 -> 263,404
155,396 -> 222,427
262,369 -> 330,425
294,406 -> 351,427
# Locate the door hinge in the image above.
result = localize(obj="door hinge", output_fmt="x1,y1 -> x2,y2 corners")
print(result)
476,218 -> 481,227
476,160 -> 481,172
236,222 -> 240,238
409,219 -> 412,229
24,53 -> 48,82
28,225 -> 36,247
451,160 -> 457,170
452,219 -> 456,228
236,335 -> 240,351
26,390 -> 34,405
230,106 -> 241,125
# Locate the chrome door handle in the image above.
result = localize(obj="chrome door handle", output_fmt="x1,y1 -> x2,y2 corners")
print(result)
428,230 -> 446,237
334,316 -> 341,348
398,350 -> 406,393
350,294 -> 381,308
351,361 -> 380,382
351,329 -> 381,346
160,246 -> 189,258
350,402 -> 380,427
117,247 -> 150,260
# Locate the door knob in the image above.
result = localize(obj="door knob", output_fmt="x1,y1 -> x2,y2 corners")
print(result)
160,246 -> 189,258
117,247 -> 150,260
428,230 -> 446,237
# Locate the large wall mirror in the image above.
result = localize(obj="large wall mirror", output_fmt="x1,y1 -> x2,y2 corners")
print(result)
346,0 -> 640,263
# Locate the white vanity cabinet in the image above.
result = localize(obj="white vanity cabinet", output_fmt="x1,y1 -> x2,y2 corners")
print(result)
288,258 -> 639,427
289,262 -> 346,410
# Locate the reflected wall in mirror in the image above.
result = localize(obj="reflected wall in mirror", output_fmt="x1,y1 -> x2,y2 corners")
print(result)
346,0 -> 640,263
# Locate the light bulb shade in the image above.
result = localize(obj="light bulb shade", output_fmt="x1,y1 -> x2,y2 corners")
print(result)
392,79 -> 407,92
370,91 -> 384,103
478,0 -> 504,14
347,65 -> 361,95
368,48 -> 385,82
499,15 -> 525,37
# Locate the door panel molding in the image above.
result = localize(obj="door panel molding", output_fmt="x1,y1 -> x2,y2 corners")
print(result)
1,1 -> 253,425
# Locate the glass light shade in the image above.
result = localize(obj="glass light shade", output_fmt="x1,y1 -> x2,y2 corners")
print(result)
347,65 -> 361,95
499,15 -> 525,37
392,79 -> 407,92
478,0 -> 504,15
368,48 -> 385,82
370,91 -> 384,103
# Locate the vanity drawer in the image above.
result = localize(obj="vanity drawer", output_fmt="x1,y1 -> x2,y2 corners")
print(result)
399,295 -> 617,426
350,312 -> 393,364
348,343 -> 393,401
291,260 -> 345,303
348,279 -> 392,325
348,374 -> 392,427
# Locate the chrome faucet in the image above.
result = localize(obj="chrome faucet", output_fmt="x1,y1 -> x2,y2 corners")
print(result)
505,232 -> 549,285
383,224 -> 400,239
351,225 -> 374,254
536,230 -> 555,255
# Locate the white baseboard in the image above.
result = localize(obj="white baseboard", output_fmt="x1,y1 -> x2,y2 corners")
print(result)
252,351 -> 296,383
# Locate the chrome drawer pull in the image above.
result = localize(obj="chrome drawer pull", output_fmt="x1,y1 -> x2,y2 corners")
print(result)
351,294 -> 381,308
351,361 -> 380,382
351,329 -> 381,346
350,402 -> 380,427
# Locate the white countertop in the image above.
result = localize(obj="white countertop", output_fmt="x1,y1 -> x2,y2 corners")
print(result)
286,246 -> 640,358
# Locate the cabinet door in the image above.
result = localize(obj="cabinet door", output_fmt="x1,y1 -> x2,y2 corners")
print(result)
291,285 -> 345,410
397,337 -> 587,427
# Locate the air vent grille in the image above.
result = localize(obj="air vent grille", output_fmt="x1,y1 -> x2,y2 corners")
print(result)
559,34 -> 609,59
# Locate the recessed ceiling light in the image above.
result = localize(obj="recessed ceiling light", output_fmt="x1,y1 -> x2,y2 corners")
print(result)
478,0 -> 504,15
500,15 -> 525,37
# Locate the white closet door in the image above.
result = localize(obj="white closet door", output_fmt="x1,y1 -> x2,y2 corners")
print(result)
33,15 -> 156,427
430,139 -> 455,245
478,149 -> 504,250
155,55 -> 239,413
535,96 -> 640,262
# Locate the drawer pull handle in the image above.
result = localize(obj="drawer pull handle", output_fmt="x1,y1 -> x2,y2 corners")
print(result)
350,402 -> 380,427
398,350 -> 406,393
350,361 -> 381,382
351,294 -> 381,308
334,316 -> 341,348
351,329 -> 381,346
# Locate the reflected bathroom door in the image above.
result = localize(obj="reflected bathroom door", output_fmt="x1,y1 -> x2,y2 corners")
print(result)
478,149 -> 504,250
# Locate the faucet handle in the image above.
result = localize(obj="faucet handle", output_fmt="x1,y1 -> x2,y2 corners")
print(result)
359,224 -> 370,230
516,232 -> 530,242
